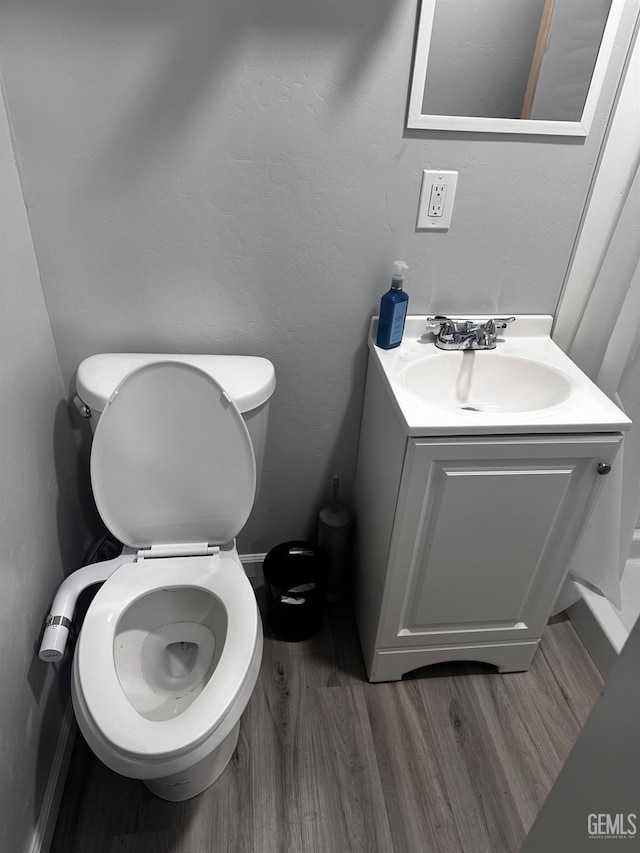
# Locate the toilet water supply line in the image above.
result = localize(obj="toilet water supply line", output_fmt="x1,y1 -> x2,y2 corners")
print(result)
38,552 -> 133,662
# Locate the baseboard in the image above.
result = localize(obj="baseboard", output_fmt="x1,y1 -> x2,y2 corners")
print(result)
240,553 -> 266,578
30,701 -> 77,853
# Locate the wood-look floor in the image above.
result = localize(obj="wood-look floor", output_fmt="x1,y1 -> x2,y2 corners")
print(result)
51,582 -> 603,853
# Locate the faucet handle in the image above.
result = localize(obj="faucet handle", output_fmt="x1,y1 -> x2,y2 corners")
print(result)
426,316 -> 450,336
425,315 -> 451,329
426,315 -> 464,334
488,316 -> 516,329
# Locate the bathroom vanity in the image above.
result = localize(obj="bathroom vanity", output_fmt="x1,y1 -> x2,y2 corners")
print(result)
353,316 -> 630,682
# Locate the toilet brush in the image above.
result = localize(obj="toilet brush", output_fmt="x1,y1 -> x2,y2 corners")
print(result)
318,475 -> 353,602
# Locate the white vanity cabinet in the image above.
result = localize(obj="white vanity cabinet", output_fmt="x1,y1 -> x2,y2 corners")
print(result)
353,358 -> 624,683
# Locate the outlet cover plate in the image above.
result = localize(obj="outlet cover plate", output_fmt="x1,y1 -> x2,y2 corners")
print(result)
417,169 -> 458,230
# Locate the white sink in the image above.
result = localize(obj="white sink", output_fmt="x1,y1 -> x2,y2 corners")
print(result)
402,352 -> 572,414
369,315 -> 630,436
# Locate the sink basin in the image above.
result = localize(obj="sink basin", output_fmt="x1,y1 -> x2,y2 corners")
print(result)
402,352 -> 572,413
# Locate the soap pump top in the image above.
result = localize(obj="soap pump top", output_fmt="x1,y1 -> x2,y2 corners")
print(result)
391,260 -> 409,290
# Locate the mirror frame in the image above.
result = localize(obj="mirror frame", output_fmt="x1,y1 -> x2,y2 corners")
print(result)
407,0 -> 625,136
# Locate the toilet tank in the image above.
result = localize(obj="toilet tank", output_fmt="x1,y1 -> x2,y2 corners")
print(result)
75,353 -> 275,493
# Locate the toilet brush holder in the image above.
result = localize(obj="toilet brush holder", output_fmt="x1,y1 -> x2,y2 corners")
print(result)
318,475 -> 353,602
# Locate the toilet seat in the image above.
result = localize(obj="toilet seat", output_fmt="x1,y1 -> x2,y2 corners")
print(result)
75,552 -> 260,763
90,360 -> 257,549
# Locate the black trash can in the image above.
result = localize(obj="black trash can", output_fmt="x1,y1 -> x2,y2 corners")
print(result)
263,541 -> 327,641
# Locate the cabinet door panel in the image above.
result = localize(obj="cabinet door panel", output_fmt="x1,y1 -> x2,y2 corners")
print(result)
379,435 -> 621,649
407,463 -> 573,629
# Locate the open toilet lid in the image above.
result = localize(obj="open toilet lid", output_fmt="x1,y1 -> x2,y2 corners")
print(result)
90,361 -> 257,549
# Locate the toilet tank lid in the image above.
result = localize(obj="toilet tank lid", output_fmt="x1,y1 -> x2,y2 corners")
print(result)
76,353 -> 275,415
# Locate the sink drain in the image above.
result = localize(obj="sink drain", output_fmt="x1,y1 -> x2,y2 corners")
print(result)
460,405 -> 480,412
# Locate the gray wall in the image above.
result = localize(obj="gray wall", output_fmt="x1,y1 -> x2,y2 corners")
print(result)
0,0 -> 635,554
0,86 -> 86,853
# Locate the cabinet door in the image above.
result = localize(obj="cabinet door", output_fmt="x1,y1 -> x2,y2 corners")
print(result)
378,434 -> 621,650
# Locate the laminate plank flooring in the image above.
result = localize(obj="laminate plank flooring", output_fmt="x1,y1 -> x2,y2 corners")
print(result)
51,587 -> 603,853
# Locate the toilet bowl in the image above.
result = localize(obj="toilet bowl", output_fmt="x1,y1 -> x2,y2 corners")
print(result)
68,355 -> 275,800
71,551 -> 262,800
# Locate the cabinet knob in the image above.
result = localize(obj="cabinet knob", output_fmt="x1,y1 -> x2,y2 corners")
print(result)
597,462 -> 612,475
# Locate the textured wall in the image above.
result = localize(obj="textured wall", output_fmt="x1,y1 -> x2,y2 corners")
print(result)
0,0 -> 634,553
0,86 -> 86,853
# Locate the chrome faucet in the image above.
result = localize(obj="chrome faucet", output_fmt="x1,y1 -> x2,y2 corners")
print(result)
426,316 -> 515,350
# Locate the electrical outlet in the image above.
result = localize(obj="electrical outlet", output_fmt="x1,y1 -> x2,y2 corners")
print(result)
428,184 -> 446,217
417,170 -> 458,230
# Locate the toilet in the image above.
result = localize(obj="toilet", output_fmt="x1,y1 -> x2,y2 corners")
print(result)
69,353 -> 275,801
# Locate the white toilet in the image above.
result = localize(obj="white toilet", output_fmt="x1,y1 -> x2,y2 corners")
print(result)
68,353 -> 275,801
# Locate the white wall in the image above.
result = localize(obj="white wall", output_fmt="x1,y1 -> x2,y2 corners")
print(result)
0,0 -> 636,553
0,84 -> 86,853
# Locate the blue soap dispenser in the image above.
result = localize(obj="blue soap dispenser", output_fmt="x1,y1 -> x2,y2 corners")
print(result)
376,260 -> 409,349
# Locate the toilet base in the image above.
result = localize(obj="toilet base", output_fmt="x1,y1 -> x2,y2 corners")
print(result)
144,720 -> 240,802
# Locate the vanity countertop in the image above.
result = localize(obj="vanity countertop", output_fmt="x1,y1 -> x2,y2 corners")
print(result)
369,315 -> 631,437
